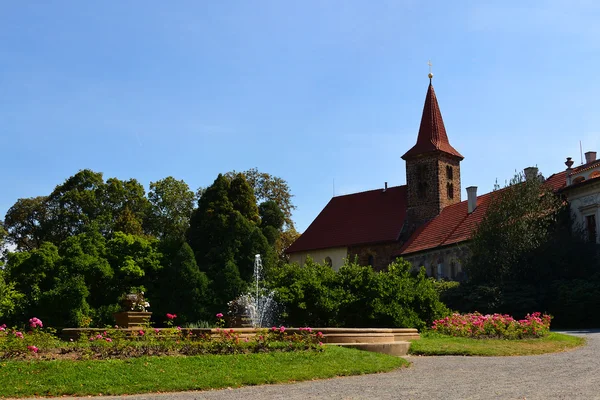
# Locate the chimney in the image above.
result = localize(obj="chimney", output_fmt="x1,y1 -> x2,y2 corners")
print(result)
585,151 -> 597,164
383,182 -> 388,192
524,167 -> 538,181
466,186 -> 477,214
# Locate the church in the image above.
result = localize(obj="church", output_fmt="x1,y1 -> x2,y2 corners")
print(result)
286,74 -> 600,279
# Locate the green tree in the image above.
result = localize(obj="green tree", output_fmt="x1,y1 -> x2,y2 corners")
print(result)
0,269 -> 24,320
97,177 -> 149,236
105,232 -> 162,297
224,168 -> 296,230
44,169 -> 105,242
3,242 -> 92,327
147,177 -> 195,241
188,174 -> 274,312
154,241 -> 209,324
4,196 -> 50,251
465,172 -> 565,285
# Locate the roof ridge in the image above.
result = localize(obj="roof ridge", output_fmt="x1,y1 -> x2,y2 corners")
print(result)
332,184 -> 406,198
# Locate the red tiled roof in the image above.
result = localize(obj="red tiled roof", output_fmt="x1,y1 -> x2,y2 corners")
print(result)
572,159 -> 600,174
399,190 -> 497,255
286,186 -> 407,253
402,83 -> 463,161
400,172 -> 569,256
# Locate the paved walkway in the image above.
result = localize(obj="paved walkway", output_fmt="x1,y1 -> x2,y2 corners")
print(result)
65,331 -> 600,400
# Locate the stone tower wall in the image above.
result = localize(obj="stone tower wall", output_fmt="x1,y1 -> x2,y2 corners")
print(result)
405,152 -> 462,225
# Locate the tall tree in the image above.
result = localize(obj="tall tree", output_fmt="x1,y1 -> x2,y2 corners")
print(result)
4,196 -> 50,251
187,174 -> 273,311
224,168 -> 296,229
154,242 -> 209,324
147,177 -> 195,241
44,169 -> 105,242
97,177 -> 149,236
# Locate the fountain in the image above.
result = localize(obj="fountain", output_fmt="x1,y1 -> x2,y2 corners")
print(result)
227,254 -> 277,328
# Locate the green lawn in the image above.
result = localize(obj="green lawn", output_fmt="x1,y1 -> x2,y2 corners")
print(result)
0,347 -> 408,397
409,332 -> 584,356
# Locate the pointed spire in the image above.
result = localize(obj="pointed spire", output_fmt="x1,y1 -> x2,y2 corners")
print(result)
402,80 -> 463,160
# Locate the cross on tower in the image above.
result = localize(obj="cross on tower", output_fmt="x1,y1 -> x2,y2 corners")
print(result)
428,60 -> 433,81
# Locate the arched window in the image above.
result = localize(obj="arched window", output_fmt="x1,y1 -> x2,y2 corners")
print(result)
446,182 -> 454,199
589,171 -> 600,179
368,255 -> 374,267
324,257 -> 332,267
446,165 -> 453,180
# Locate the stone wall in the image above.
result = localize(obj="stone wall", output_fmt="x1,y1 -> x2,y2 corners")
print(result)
405,152 -> 462,226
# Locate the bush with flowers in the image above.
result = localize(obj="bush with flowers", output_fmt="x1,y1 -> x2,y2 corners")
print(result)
0,313 -> 325,360
431,312 -> 552,339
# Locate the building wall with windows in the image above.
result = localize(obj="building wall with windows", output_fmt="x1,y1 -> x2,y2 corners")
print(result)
288,247 -> 348,271
566,180 -> 600,244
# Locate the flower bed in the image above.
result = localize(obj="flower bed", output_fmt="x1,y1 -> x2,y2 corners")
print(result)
0,315 -> 324,361
432,312 -> 551,339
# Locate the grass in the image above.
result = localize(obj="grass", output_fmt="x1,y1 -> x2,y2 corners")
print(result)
0,346 -> 408,398
409,332 -> 585,356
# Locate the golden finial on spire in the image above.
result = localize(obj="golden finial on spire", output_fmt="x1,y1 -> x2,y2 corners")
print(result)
428,60 -> 433,81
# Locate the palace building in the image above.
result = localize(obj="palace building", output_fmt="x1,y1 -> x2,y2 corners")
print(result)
286,75 -> 600,279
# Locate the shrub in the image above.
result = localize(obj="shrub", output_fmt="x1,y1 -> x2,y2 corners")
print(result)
432,312 -> 551,339
270,258 -> 450,330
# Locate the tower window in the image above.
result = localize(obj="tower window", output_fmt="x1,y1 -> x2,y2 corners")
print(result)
324,257 -> 333,267
418,182 -> 428,198
368,255 -> 374,267
446,182 -> 454,199
446,165 -> 453,180
416,164 -> 429,198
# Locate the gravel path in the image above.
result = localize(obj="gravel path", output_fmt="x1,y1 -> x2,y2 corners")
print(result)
61,331 -> 600,400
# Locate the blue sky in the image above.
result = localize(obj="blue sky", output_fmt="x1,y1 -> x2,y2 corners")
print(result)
2,1 -> 599,233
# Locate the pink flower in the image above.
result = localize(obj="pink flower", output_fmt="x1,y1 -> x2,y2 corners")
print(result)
14,331 -> 23,339
154,328 -> 160,334
139,330 -> 144,336
105,338 -> 113,342
244,337 -> 249,342
216,313 -> 224,319
29,317 -> 43,329
166,313 -> 177,320
279,326 -> 286,333
96,334 -> 103,340
27,345 -> 38,353
319,342 -> 323,346
176,326 -> 181,331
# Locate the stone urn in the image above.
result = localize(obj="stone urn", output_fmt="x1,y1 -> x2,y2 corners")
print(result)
113,292 -> 152,328
113,311 -> 152,328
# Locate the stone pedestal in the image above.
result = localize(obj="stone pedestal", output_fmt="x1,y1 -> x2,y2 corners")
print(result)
113,311 -> 152,328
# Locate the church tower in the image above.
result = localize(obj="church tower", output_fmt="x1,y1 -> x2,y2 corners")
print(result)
401,74 -> 463,225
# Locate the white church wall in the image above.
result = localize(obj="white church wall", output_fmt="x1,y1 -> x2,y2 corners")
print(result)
288,247 -> 348,271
